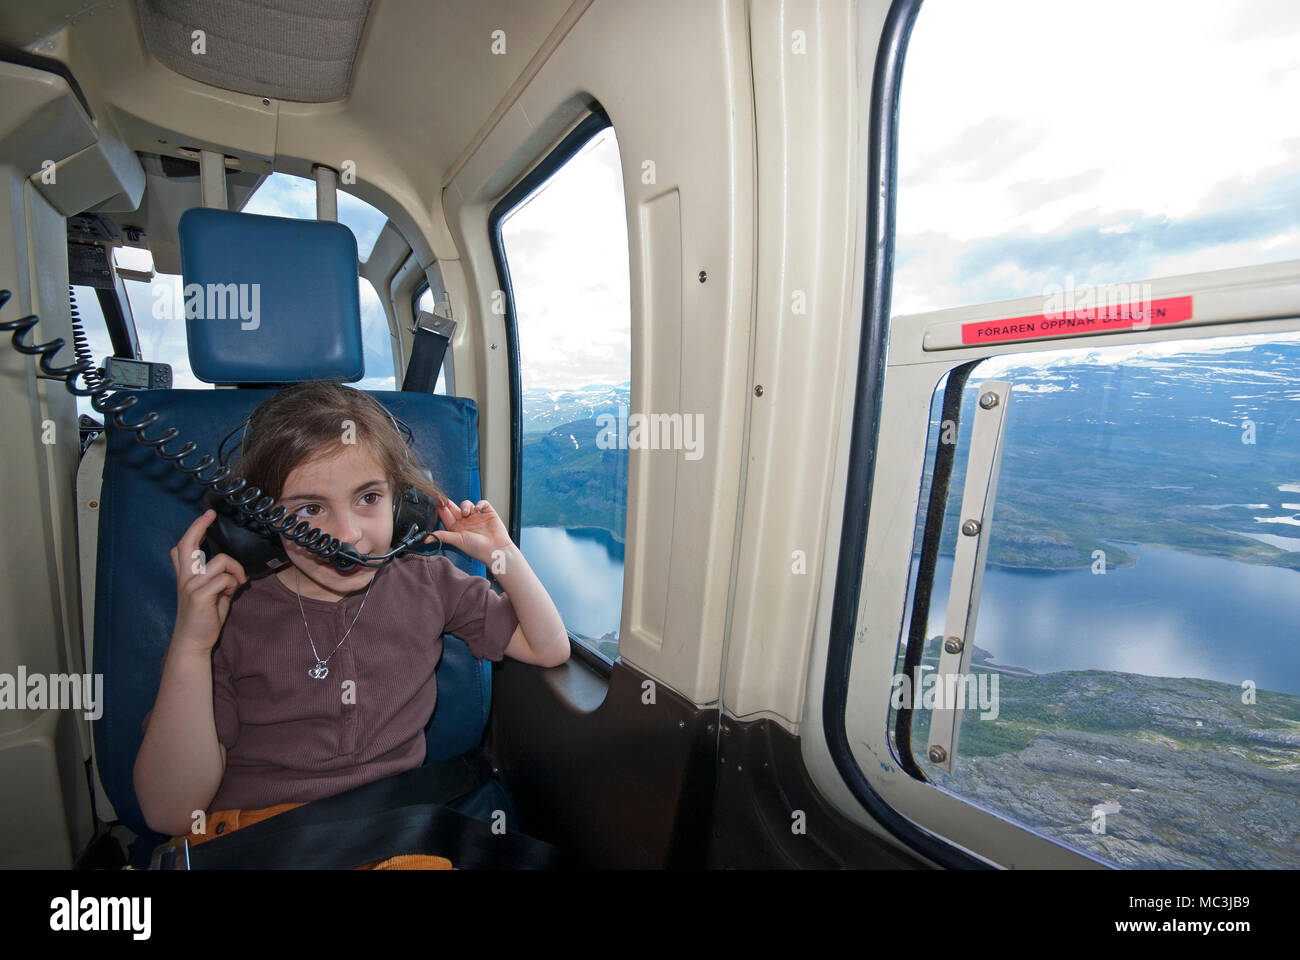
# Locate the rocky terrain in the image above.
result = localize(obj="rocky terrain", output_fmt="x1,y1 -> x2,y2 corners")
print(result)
908,668 -> 1300,868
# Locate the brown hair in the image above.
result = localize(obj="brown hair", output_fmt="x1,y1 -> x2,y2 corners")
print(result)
231,382 -> 445,516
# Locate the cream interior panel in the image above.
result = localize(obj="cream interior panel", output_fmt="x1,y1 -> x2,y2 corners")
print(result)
0,62 -> 96,177
627,190 -> 682,656
0,169 -> 94,866
76,434 -> 117,822
387,252 -> 426,372
721,0 -> 861,729
31,134 -> 146,218
358,0 -> 579,198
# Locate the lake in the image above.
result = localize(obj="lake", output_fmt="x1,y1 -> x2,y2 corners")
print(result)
525,525 -> 1300,697
911,542 -> 1300,696
520,526 -> 624,641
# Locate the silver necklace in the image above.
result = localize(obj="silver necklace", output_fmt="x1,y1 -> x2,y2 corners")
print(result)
296,567 -> 375,679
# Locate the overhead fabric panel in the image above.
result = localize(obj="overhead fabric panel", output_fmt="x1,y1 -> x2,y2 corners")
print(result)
135,0 -> 373,103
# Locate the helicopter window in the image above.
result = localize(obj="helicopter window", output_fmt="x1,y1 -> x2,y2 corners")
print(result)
890,329 -> 1300,869
857,0 -> 1300,869
70,285 -> 118,420
494,121 -> 631,663
122,273 -> 204,390
413,284 -> 448,395
243,171 -> 387,262
356,276 -> 396,391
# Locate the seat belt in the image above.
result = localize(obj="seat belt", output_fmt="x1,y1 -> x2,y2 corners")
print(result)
401,310 -> 455,393
154,749 -> 566,869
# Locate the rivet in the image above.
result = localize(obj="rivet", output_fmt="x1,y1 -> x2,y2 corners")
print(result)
698,270 -> 707,283
944,636 -> 963,654
928,746 -> 947,763
754,385 -> 764,397
961,519 -> 981,536
979,392 -> 999,409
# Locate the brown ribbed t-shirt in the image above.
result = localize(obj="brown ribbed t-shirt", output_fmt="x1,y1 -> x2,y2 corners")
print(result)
197,552 -> 518,811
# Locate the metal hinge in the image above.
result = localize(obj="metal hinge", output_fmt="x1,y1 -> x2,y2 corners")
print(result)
927,380 -> 1012,774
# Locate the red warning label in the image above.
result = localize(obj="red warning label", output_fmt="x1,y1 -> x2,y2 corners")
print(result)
961,295 -> 1194,346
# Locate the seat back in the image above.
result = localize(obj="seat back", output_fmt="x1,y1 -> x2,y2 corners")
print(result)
94,210 -> 491,852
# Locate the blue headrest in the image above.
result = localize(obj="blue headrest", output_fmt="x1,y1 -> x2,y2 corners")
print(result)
177,208 -> 364,384
96,388 -> 493,855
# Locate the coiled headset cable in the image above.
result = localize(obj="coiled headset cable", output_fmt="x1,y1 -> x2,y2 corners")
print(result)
0,288 -> 420,569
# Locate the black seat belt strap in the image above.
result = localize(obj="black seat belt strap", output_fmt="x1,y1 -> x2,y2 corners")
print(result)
188,802 -> 564,870
401,310 -> 454,393
167,749 -> 564,869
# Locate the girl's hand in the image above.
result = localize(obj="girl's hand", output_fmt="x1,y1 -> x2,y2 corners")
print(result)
170,509 -> 248,653
424,498 -> 512,566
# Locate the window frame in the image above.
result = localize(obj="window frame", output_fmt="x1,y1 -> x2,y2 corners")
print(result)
486,107 -> 622,676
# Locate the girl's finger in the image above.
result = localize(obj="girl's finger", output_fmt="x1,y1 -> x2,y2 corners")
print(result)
191,571 -> 239,602
203,553 -> 249,586
178,510 -> 217,557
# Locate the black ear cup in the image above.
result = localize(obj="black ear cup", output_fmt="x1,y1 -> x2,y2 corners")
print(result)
392,486 -> 437,549
201,488 -> 291,578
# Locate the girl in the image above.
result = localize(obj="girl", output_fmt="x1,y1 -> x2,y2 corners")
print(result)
133,381 -> 569,860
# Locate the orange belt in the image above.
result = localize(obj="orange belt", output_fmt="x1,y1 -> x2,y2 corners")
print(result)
173,802 -> 454,870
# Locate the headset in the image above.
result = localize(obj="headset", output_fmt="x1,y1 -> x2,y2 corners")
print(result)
202,409 -> 440,576
0,288 -> 439,576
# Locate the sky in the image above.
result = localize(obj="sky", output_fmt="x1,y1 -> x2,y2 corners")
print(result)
893,0 -> 1300,315
500,126 -> 631,393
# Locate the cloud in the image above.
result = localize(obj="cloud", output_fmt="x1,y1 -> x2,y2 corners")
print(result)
894,0 -> 1300,314
903,116 -> 1042,185
499,128 -> 632,392
896,169 -> 1300,313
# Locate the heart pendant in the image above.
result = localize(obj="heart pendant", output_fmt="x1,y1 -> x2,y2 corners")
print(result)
309,662 -> 329,679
